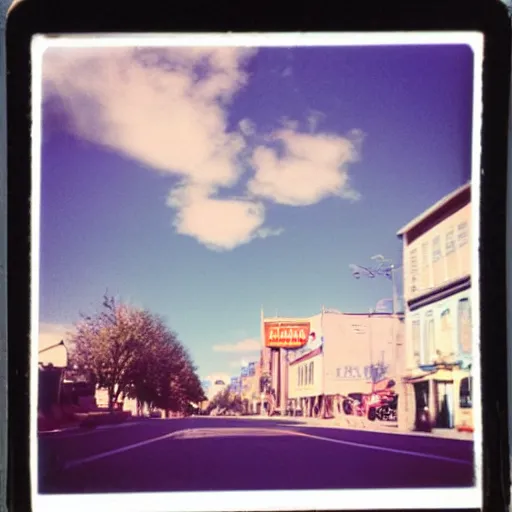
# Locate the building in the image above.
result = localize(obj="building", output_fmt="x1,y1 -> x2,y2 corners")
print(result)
261,310 -> 405,418
240,361 -> 261,414
396,182 -> 473,432
207,375 -> 230,401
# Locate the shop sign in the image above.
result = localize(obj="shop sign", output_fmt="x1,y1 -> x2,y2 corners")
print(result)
264,321 -> 310,349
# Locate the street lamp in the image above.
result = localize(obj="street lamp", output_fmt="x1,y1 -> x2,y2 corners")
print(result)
38,339 -> 65,354
349,255 -> 398,314
350,255 -> 400,385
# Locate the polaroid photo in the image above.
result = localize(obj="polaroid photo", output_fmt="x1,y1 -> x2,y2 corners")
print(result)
28,31 -> 483,512
4,3 -> 510,510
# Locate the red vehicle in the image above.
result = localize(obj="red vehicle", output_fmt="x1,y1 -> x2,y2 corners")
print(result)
342,379 -> 398,422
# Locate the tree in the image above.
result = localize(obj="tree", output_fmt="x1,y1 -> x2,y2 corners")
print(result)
70,294 -> 206,413
207,388 -> 242,415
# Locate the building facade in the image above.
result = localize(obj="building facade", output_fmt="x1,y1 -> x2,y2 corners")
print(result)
397,182 -> 473,432
262,310 -> 405,419
240,361 -> 261,414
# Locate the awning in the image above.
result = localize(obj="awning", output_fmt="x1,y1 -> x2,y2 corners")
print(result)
403,367 -> 470,383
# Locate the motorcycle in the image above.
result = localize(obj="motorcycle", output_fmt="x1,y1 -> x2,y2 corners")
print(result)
367,392 -> 398,422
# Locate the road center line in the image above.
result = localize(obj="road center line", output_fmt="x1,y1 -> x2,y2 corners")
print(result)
290,430 -> 472,466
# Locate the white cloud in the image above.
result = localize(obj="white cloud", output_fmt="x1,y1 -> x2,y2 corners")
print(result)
281,66 -> 292,77
247,127 -> 363,206
307,109 -> 326,133
167,183 -> 267,251
212,338 -> 261,353
43,47 -> 253,188
42,46 -> 363,251
239,118 -> 256,137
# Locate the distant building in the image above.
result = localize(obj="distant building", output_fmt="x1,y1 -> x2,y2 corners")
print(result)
288,311 -> 404,417
240,361 -> 261,414
207,376 -> 229,401
397,182 -> 473,432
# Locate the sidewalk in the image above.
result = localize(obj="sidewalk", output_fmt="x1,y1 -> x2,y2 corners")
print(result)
251,414 -> 473,441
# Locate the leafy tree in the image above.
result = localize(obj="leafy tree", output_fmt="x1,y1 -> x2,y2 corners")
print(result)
208,388 -> 243,414
70,294 -> 205,413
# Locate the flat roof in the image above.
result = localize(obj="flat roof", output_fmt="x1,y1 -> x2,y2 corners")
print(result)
396,182 -> 470,237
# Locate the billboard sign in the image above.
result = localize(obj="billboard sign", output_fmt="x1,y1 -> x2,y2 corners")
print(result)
264,321 -> 310,349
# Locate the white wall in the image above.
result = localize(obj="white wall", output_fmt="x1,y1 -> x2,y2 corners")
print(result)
288,353 -> 324,399
404,203 -> 471,303
322,312 -> 404,396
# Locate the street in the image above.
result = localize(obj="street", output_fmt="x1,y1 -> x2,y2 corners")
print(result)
38,417 -> 475,494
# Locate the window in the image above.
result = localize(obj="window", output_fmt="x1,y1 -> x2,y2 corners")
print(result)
297,367 -> 301,387
412,318 -> 421,364
421,241 -> 430,290
439,307 -> 453,359
309,362 -> 314,385
445,230 -> 456,255
423,312 -> 435,364
458,298 -> 472,356
457,221 -> 469,248
432,236 -> 442,262
303,364 -> 309,385
459,377 -> 472,408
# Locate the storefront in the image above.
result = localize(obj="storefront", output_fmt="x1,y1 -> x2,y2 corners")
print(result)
397,182 -> 473,432
277,309 -> 404,420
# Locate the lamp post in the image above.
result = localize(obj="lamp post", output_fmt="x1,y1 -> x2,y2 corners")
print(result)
350,255 -> 400,385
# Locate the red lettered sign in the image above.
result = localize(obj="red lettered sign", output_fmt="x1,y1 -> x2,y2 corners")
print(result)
264,322 -> 310,349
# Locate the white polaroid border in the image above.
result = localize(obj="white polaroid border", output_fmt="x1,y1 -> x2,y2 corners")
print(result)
30,31 -> 484,512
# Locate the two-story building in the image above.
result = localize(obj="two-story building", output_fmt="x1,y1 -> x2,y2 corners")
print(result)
397,182 -> 474,432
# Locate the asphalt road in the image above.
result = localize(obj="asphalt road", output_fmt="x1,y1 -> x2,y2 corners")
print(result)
38,416 -> 475,494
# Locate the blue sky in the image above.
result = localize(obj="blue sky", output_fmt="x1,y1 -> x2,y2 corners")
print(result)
38,43 -> 474,380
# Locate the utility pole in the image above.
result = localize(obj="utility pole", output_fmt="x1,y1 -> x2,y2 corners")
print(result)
350,255 -> 400,384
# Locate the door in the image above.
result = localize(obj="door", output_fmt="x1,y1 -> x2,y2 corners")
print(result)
435,381 -> 454,428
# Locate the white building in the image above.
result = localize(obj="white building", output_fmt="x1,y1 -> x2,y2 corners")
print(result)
397,183 -> 473,432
